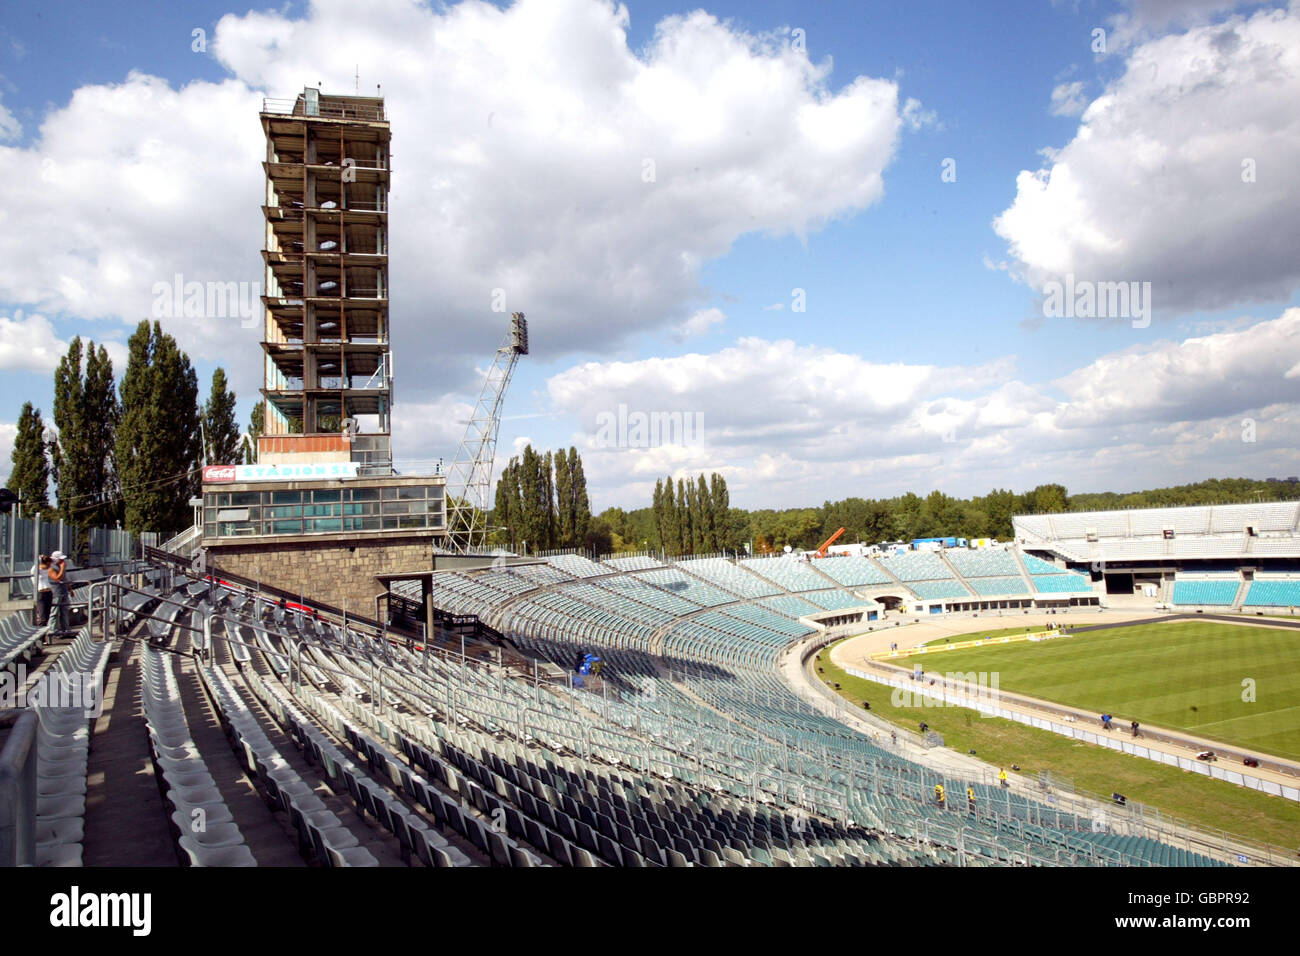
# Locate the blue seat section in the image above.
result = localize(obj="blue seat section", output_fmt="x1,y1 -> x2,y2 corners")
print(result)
1031,573 -> 1091,593
674,558 -> 780,598
633,567 -> 737,607
908,580 -> 969,600
812,556 -> 892,587
1243,579 -> 1300,606
740,557 -> 830,592
1171,579 -> 1239,605
800,590 -> 865,611
967,576 -> 1030,596
945,550 -> 1019,577
877,551 -> 954,582
1022,554 -> 1065,575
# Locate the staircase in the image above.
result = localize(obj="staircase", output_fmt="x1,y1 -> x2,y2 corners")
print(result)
1010,548 -> 1036,594
1232,577 -> 1251,609
162,524 -> 202,560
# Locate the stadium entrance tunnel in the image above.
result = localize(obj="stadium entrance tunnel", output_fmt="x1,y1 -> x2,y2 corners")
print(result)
873,594 -> 908,611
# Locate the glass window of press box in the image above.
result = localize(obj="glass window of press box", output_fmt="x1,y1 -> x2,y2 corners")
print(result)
203,485 -> 445,537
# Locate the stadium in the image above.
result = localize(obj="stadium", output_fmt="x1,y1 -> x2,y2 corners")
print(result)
2,7 -> 1298,928
2,493 -> 1298,870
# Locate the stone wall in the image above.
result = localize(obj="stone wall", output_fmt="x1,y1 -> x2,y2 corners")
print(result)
206,535 -> 432,616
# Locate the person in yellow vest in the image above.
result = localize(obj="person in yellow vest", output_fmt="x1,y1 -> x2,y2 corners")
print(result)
966,786 -> 976,812
933,783 -> 945,806
998,768 -> 1009,788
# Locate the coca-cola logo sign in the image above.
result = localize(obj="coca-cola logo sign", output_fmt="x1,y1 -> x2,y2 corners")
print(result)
203,465 -> 237,483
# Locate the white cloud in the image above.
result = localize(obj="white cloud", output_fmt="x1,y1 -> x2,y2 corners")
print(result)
0,421 -> 15,480
0,95 -> 20,142
1048,81 -> 1087,116
674,307 -> 726,340
901,97 -> 939,130
0,0 -> 916,413
995,5 -> 1300,319
0,312 -> 69,372
1054,307 -> 1300,427
531,310 -> 1300,507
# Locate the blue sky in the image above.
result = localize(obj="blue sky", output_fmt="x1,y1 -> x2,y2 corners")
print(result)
1,0 -> 1297,510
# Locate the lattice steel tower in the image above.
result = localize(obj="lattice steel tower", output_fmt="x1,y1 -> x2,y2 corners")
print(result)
445,313 -> 529,553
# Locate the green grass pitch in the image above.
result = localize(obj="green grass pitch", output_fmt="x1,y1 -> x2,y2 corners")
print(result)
899,620 -> 1300,761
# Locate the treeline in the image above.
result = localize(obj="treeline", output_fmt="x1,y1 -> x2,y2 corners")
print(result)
4,321 -> 247,536
595,477 -> 1300,556
491,445 -> 595,552
651,473 -> 732,555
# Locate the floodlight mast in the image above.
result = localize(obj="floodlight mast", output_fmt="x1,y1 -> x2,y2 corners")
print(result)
445,312 -> 528,554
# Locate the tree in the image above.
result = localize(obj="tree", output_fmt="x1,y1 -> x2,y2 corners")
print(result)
541,450 -> 556,550
244,401 -> 265,464
52,338 -> 85,525
709,474 -> 730,550
663,477 -> 679,555
696,474 -> 713,553
554,448 -> 573,545
569,448 -> 591,546
5,402 -> 51,518
652,479 -> 665,551
584,514 -> 613,554
676,478 -> 690,554
1027,483 -> 1069,515
52,338 -> 119,530
202,368 -> 241,465
491,459 -> 514,549
116,321 -> 202,535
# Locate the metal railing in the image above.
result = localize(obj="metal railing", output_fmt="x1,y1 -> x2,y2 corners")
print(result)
261,97 -> 385,122
104,560 -> 1277,867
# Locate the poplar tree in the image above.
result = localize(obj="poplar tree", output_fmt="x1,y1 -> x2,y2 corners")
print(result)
243,402 -> 265,464
554,448 -> 573,545
697,474 -> 713,553
116,321 -> 202,535
569,448 -> 591,547
709,473 -> 730,551
5,402 -> 51,518
652,478 -> 665,551
53,338 -> 119,529
202,368 -> 241,465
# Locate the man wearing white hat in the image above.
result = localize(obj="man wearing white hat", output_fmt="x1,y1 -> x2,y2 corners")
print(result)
49,550 -> 71,636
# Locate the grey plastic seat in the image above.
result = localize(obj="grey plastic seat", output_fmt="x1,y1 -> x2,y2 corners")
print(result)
326,845 -> 379,867
170,805 -> 234,835
178,836 -> 257,867
36,816 -> 85,847
179,821 -> 246,848
37,843 -> 84,866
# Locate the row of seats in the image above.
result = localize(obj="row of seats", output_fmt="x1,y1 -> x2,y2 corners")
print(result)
27,622 -> 115,867
140,644 -> 256,866
1171,579 -> 1240,606
0,610 -> 45,669
1243,578 -> 1300,607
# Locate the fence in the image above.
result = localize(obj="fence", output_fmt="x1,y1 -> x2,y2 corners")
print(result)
842,661 -> 1294,864
1,512 -> 143,601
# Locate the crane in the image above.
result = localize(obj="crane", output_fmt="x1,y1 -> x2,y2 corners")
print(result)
813,527 -> 846,558
444,312 -> 528,554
